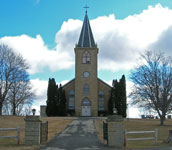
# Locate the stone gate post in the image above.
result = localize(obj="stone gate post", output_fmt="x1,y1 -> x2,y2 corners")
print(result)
107,115 -> 124,148
24,116 -> 42,145
40,105 -> 47,117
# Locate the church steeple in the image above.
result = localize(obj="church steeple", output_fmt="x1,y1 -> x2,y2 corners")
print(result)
77,11 -> 96,48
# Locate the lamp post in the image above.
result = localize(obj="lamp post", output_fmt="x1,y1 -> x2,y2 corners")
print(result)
113,104 -> 117,115
32,108 -> 36,116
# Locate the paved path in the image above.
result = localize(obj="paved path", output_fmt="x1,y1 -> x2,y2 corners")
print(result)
42,118 -> 172,150
42,118 -> 114,150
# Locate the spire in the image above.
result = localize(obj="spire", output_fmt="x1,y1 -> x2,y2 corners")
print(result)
77,10 -> 96,48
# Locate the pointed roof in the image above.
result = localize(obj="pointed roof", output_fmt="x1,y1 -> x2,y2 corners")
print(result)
77,12 -> 96,48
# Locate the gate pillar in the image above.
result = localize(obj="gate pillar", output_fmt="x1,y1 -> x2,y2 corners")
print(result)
107,115 -> 124,148
24,116 -> 41,145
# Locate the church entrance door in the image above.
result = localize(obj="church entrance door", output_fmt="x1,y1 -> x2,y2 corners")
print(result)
82,106 -> 91,116
81,98 -> 91,116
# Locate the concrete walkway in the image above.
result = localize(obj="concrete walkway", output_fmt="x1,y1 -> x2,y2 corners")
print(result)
42,118 -> 114,150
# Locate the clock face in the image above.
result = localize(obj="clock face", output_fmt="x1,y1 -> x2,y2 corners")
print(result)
84,72 -> 90,78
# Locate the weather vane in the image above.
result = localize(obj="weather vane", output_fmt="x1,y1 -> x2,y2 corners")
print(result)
84,5 -> 89,13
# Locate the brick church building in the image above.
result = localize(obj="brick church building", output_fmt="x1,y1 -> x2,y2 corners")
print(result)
62,11 -> 111,117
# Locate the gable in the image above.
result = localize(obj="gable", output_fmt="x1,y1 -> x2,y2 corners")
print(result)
63,78 -> 75,90
98,78 -> 112,90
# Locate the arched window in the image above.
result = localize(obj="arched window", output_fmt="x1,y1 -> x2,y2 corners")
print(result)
98,91 -> 104,98
69,90 -> 75,110
69,90 -> 75,97
82,97 -> 91,106
83,51 -> 91,64
98,91 -> 104,111
83,84 -> 89,94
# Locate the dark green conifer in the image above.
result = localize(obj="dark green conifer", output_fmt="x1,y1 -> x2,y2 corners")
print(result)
58,84 -> 67,116
108,87 -> 113,115
46,78 -> 57,116
108,75 -> 127,118
120,75 -> 127,118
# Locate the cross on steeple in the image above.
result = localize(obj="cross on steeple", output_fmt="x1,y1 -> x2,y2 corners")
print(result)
84,5 -> 89,14
78,5 -> 96,48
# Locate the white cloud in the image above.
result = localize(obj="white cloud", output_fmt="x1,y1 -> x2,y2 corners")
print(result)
1,4 -> 172,73
2,4 -> 171,118
125,80 -> 140,118
0,35 -> 74,74
60,80 -> 70,86
30,79 -> 47,114
92,4 -> 172,71
30,79 -> 69,114
149,26 -> 172,55
31,78 -> 48,101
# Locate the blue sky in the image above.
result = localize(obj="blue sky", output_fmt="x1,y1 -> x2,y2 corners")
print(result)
1,0 -> 172,48
1,0 -> 172,117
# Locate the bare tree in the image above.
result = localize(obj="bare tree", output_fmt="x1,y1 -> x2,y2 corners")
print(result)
130,50 -> 172,125
22,103 -> 32,116
7,80 -> 34,115
0,45 -> 33,115
2,101 -> 10,115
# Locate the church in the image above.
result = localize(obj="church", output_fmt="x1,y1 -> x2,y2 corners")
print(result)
62,10 -> 111,117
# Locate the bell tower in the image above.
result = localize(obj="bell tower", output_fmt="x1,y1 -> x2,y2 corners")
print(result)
74,10 -> 98,116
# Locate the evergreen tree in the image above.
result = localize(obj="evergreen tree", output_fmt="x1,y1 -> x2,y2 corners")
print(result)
108,75 -> 127,118
120,75 -> 127,118
46,78 -> 53,116
54,84 -> 59,116
46,78 -> 69,116
113,80 -> 122,116
108,87 -> 113,115
51,78 -> 57,116
46,78 -> 57,116
58,84 -> 67,116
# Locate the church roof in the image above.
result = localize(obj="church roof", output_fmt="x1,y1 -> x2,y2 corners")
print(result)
98,78 -> 112,89
77,12 -> 96,48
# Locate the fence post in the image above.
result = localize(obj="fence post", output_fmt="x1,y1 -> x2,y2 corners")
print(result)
155,128 -> 158,144
124,130 -> 127,147
17,126 -> 20,145
46,121 -> 48,141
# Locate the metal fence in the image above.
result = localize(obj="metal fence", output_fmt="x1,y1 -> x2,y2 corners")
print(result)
0,126 -> 20,144
125,128 -> 158,144
103,121 -> 108,140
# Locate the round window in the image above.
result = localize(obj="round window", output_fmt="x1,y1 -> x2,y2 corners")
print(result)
83,72 -> 90,78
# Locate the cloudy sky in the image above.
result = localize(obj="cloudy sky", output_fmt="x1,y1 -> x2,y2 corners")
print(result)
1,0 -> 172,117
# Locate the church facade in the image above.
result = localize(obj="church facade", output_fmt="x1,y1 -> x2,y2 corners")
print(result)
63,11 -> 111,117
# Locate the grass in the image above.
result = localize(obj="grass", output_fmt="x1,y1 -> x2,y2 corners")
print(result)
1,116 -> 172,149
0,116 -> 72,150
95,118 -> 172,149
